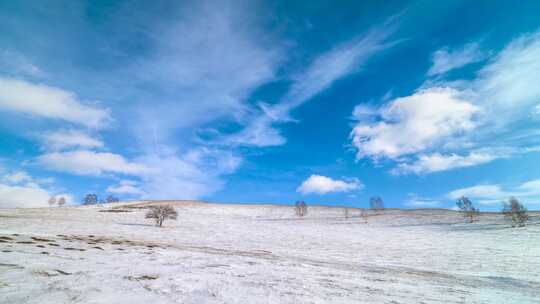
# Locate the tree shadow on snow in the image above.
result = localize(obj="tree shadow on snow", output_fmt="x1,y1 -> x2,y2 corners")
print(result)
117,223 -> 154,227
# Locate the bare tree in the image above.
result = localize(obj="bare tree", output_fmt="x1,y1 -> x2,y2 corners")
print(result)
83,194 -> 98,205
344,208 -> 349,220
48,196 -> 57,207
106,195 -> 120,203
502,197 -> 529,227
370,196 -> 384,211
360,209 -> 368,223
57,197 -> 66,207
295,201 -> 308,217
456,196 -> 479,223
145,205 -> 178,227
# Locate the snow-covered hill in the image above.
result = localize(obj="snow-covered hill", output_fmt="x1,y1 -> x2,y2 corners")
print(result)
1,201 -> 539,303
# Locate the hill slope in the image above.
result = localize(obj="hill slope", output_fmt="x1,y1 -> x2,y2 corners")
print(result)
1,202 -> 539,303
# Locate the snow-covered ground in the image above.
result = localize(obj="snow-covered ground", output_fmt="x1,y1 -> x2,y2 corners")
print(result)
1,201 -> 539,303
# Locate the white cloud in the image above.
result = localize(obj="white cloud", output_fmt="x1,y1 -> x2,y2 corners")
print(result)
228,21 -> 398,147
352,104 -> 378,119
37,150 -> 149,176
281,26 -> 397,112
0,77 -> 110,128
476,31 -> 540,112
226,111 -> 287,147
2,171 -> 33,184
35,145 -> 240,200
518,179 -> 540,193
297,175 -> 363,195
135,148 -> 242,199
448,179 -> 540,206
106,180 -> 144,196
351,87 -> 480,160
448,185 -> 504,200
0,183 -> 50,208
131,1 -> 281,149
40,129 -> 104,151
111,2 -> 279,198
0,2 -> 280,204
405,194 -> 440,207
0,171 -> 71,208
427,42 -> 486,76
0,49 -> 46,78
394,152 -> 497,174
351,30 -> 540,174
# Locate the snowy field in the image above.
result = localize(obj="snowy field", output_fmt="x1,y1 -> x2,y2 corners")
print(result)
1,201 -> 539,304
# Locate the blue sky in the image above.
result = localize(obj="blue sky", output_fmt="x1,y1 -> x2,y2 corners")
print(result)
1,0 -> 540,210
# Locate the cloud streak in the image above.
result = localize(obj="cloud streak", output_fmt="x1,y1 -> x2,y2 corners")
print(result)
427,42 -> 486,76
393,152 -> 498,175
40,129 -> 104,151
228,19 -> 399,147
448,179 -> 540,206
0,77 -> 111,128
37,150 -> 150,176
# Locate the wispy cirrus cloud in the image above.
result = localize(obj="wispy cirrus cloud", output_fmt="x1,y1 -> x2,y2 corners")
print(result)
116,1 -> 280,199
392,152 -> 498,175
0,49 -> 46,78
0,0 -> 283,202
228,19 -> 400,147
135,148 -> 241,200
427,42 -> 486,76
106,180 -> 145,196
405,193 -> 440,208
2,171 -> 33,184
130,0 -> 281,147
40,129 -> 104,151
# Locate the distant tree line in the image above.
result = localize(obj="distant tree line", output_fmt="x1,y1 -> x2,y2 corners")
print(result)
48,196 -> 67,207
456,196 -> 529,227
83,194 -> 120,205
290,194 -> 529,228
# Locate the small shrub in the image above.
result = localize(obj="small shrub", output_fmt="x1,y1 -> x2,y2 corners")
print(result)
370,196 -> 384,211
502,197 -> 529,227
145,205 -> 178,227
48,196 -> 56,207
360,209 -> 367,223
83,194 -> 98,205
106,195 -> 120,203
57,197 -> 66,207
295,201 -> 308,217
456,196 -> 479,223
